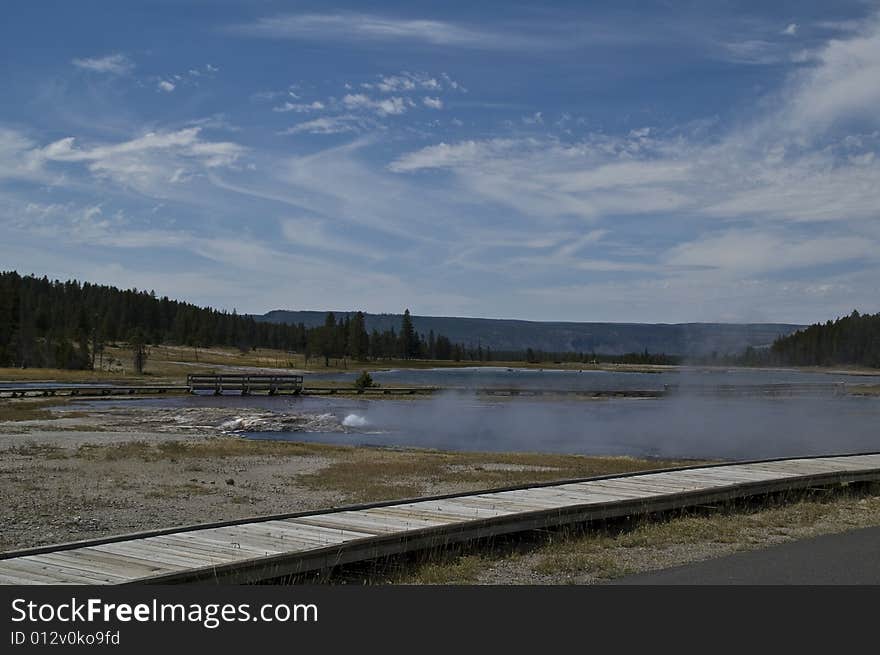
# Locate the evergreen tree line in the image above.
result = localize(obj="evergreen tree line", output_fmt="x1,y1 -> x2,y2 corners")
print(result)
487,348 -> 681,366
688,310 -> 880,368
0,272 -> 469,369
768,310 -> 880,367
11,272 -> 868,372
307,309 -> 468,365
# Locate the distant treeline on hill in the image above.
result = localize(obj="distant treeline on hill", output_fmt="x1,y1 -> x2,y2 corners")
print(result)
0,272 -> 471,369
9,271 -> 852,372
766,310 -> 880,368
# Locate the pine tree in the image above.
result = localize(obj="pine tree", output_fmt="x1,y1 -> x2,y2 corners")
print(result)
399,309 -> 418,359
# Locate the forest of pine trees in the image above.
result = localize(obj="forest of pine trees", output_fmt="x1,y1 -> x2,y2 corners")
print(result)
769,310 -> 880,367
0,272 -> 467,370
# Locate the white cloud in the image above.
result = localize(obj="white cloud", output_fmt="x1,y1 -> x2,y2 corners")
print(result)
390,136 -> 696,220
783,18 -> 880,131
389,18 -> 880,228
31,128 -> 245,193
782,23 -> 798,36
272,100 -> 325,113
157,80 -> 176,92
230,13 -> 551,50
376,76 -> 415,92
388,139 -> 518,172
369,72 -> 450,93
0,128 -> 44,181
280,116 -> 363,135
71,53 -> 134,75
540,161 -> 691,192
665,230 -> 876,274
423,96 -> 443,110
343,93 -> 408,116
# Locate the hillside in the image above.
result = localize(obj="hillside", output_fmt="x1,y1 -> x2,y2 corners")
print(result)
258,310 -> 802,357
771,311 -> 880,367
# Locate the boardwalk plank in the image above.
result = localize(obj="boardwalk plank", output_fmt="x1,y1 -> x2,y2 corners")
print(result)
150,535 -> 272,558
274,520 -> 375,542
0,558 -> 124,584
28,552 -> 167,580
412,499 -> 519,518
91,543 -> 223,568
201,526 -> 326,552
292,513 -> 421,535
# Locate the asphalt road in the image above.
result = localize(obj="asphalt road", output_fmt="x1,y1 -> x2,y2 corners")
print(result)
612,526 -> 880,584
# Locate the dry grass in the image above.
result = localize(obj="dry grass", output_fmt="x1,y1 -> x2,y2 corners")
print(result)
400,555 -> 487,584
144,482 -> 219,499
392,484 -> 880,584
0,368 -> 138,383
5,443 -> 69,459
849,384 -> 880,396
62,434 -> 691,506
1,344 -> 679,382
0,399 -> 71,422
294,449 -> 696,504
73,438 -> 347,462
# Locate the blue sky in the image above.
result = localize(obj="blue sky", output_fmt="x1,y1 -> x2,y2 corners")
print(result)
2,1 -> 879,323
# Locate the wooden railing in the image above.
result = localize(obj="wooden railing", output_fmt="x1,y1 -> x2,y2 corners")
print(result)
186,374 -> 303,395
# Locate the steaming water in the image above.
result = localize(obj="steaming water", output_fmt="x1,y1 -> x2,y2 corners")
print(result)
342,414 -> 368,428
76,367 -> 880,461
241,394 -> 880,461
306,365 -> 880,391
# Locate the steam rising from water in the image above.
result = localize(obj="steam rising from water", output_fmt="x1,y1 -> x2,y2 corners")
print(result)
243,390 -> 880,461
342,414 -> 368,427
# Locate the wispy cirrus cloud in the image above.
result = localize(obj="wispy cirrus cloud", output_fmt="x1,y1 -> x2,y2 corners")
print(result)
228,13 -> 559,50
279,115 -> 365,135
389,15 -> 880,230
273,100 -> 325,113
665,230 -> 876,274
71,53 -> 134,75
783,18 -> 880,132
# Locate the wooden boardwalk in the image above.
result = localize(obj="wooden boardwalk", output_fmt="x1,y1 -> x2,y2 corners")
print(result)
1,452 -> 879,585
0,385 -> 189,398
1,381 -> 860,399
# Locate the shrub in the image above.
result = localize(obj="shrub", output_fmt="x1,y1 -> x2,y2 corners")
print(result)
354,370 -> 374,389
